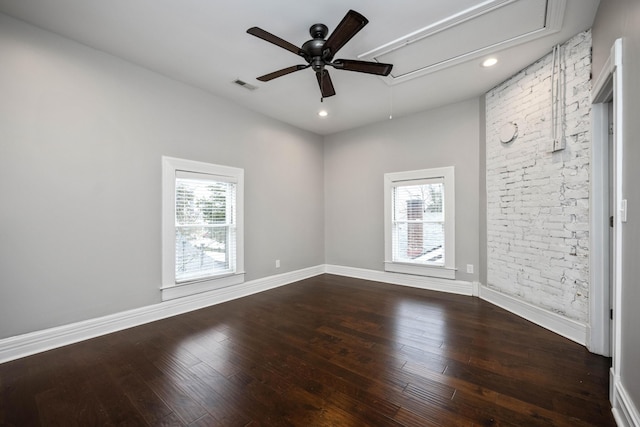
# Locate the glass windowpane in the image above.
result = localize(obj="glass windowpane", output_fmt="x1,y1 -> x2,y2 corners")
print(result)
392,183 -> 445,265
175,176 -> 236,282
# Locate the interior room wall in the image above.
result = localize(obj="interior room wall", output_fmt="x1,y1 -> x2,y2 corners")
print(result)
592,0 -> 640,416
485,31 -> 592,324
323,99 -> 481,283
479,95 -> 488,287
0,14 -> 325,339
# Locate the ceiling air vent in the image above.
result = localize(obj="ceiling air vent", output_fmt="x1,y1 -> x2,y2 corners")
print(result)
233,79 -> 258,91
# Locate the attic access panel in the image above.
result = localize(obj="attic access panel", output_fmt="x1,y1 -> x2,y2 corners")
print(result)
359,0 -> 566,84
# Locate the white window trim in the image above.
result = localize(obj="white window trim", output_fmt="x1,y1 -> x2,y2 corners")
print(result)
384,166 -> 456,279
162,156 -> 245,301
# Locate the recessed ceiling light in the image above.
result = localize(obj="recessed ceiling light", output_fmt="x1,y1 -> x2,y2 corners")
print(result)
482,58 -> 498,67
318,110 -> 328,117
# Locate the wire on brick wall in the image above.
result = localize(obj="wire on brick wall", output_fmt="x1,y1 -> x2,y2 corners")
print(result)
551,44 -> 565,151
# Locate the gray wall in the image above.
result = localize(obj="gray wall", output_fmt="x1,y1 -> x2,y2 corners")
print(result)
592,0 -> 640,412
324,99 -> 481,283
479,96 -> 488,287
0,14 -> 324,339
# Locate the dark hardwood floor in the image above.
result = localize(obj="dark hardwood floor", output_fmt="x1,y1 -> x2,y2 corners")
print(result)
0,274 -> 615,426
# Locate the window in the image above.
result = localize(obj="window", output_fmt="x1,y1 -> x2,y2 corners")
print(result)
162,156 -> 244,300
384,167 -> 455,279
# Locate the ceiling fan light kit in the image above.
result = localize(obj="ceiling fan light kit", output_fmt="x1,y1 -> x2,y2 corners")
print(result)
247,9 -> 393,99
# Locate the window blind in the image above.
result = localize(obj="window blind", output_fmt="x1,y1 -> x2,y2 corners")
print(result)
174,172 -> 237,283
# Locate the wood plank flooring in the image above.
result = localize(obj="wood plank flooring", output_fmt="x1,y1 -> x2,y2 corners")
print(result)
0,274 -> 615,426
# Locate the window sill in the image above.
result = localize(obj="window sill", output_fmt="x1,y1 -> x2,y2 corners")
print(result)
161,273 -> 245,301
384,262 -> 456,280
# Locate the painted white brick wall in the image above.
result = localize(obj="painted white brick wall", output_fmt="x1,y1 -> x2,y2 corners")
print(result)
485,31 -> 592,323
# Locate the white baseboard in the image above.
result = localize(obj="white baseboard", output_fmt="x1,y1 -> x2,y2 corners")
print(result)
612,370 -> 640,427
0,265 -> 324,364
325,264 -> 474,296
478,285 -> 588,345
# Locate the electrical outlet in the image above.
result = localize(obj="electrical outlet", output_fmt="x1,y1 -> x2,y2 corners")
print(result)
466,264 -> 474,274
275,259 -> 280,268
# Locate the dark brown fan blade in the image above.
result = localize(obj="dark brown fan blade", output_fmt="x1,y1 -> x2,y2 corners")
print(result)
332,59 -> 393,76
247,27 -> 306,58
316,70 -> 336,98
257,64 -> 309,82
322,10 -> 368,61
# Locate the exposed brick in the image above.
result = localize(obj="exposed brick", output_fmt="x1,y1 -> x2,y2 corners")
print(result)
486,31 -> 592,323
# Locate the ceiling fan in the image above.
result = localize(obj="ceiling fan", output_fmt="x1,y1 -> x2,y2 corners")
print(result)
247,9 -> 393,99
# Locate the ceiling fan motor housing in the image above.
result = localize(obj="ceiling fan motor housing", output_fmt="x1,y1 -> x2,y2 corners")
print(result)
302,24 -> 330,69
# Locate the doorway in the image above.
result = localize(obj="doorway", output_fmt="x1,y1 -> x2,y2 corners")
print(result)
590,38 -> 623,403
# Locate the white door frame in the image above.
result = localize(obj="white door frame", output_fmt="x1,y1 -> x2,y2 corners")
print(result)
590,38 -> 623,398
589,96 -> 611,356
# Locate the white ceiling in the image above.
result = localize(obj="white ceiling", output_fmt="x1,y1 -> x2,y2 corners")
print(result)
0,0 -> 600,135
